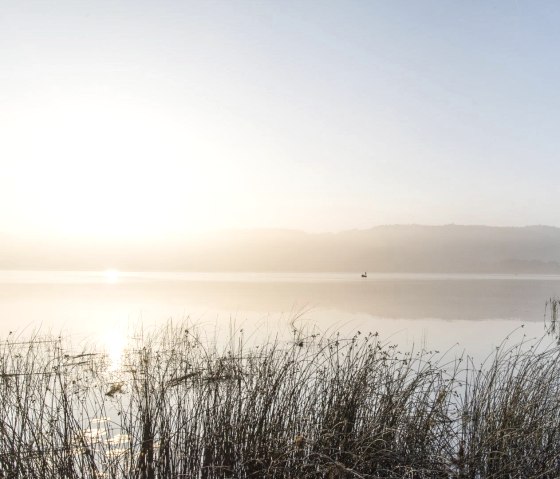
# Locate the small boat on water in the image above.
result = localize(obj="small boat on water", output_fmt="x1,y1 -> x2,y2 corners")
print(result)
361,272 -> 367,278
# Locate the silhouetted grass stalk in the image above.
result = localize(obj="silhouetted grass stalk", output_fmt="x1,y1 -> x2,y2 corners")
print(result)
1,311 -> 560,477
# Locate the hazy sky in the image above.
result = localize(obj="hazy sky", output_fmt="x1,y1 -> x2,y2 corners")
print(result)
2,1 -> 560,239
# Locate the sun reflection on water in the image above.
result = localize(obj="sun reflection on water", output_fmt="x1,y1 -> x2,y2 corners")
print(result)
103,330 -> 127,370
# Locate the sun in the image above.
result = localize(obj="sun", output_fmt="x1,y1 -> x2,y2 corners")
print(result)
104,269 -> 120,284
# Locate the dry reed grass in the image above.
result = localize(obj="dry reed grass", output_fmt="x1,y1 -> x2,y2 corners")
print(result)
1,304 -> 560,478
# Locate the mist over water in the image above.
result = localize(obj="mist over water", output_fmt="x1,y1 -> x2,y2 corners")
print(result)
0,271 -> 555,362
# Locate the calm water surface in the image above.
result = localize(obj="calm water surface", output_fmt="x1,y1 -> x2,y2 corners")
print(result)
1,271 -> 559,361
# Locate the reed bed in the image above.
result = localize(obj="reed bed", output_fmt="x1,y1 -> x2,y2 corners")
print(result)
1,307 -> 560,478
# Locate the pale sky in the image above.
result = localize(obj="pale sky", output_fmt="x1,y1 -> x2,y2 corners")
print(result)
1,1 -> 560,239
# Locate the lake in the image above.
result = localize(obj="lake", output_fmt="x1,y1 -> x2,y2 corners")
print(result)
1,270 -> 559,362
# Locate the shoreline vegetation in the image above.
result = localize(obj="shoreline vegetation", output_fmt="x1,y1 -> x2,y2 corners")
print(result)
1,301 -> 560,478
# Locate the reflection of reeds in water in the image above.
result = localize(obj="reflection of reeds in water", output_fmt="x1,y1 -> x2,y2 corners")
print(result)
1,320 -> 560,478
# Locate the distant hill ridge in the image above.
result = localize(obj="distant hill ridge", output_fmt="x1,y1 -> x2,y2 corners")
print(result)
1,225 -> 560,273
